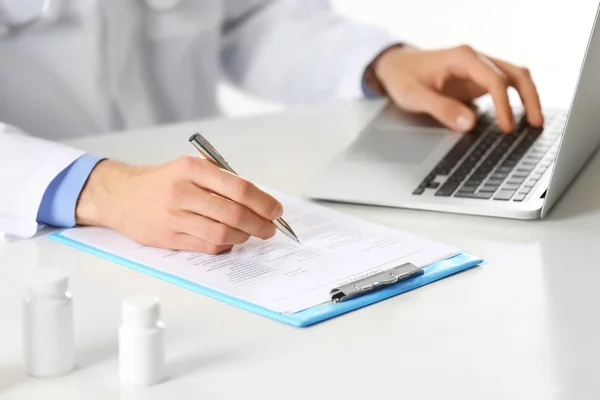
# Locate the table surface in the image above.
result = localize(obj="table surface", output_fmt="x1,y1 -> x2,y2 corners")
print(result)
1,96 -> 600,399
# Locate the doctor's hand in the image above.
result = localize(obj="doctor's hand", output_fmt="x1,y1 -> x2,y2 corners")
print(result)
75,156 -> 283,254
369,45 -> 544,133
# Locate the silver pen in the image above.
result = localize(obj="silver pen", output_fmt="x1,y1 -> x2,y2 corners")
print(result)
189,133 -> 300,243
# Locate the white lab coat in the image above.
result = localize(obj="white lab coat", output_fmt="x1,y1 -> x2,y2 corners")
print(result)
0,0 -> 396,238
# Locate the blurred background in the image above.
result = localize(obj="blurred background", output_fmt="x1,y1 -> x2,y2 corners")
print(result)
220,0 -> 600,118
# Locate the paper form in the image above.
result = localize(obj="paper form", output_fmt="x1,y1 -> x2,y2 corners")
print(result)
60,191 -> 459,313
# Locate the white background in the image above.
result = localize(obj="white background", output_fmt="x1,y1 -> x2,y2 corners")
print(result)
219,0 -> 600,117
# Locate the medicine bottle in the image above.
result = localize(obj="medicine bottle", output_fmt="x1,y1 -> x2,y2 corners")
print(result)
119,296 -> 165,385
22,269 -> 75,377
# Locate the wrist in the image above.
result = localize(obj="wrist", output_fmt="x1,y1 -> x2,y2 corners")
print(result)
363,44 -> 406,96
75,159 -> 135,229
372,44 -> 417,90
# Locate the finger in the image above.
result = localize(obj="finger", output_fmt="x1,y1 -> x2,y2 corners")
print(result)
180,182 -> 276,240
170,233 -> 233,254
488,57 -> 544,127
177,211 -> 251,245
440,77 -> 486,102
390,84 -> 477,132
187,160 -> 284,220
447,46 -> 514,132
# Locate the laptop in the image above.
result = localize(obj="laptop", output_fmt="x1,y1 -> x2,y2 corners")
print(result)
305,7 -> 600,220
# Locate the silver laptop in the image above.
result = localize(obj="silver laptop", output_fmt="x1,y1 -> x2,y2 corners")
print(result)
305,7 -> 600,220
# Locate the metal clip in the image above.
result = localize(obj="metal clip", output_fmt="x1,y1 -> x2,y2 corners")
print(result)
329,263 -> 422,303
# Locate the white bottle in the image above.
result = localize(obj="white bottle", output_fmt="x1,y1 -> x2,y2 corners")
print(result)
22,269 -> 75,378
119,296 -> 165,386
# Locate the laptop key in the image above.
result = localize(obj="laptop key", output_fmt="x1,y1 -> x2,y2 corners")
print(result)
501,160 -> 518,169
467,175 -> 485,183
494,190 -> 516,201
497,166 -> 513,173
412,187 -> 425,195
486,178 -> 504,186
514,114 -> 528,131
529,126 -> 544,136
436,180 -> 462,196
491,170 -> 509,179
525,155 -> 543,163
466,176 -> 483,185
455,191 -> 494,199
496,142 -> 511,151
501,183 -> 522,191
506,153 -> 522,162
459,184 -> 478,193
479,185 -> 499,193
513,193 -> 527,202
516,166 -> 534,173
426,181 -> 440,189
532,144 -> 551,152
529,150 -> 546,157
511,174 -> 529,180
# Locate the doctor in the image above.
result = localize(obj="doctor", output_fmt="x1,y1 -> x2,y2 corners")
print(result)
0,0 -> 543,253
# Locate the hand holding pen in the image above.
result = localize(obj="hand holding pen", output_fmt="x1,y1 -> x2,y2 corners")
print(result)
75,136 -> 296,255
189,133 -> 300,243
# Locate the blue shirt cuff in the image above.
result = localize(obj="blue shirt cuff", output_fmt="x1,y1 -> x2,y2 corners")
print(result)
361,75 -> 382,99
37,154 -> 104,227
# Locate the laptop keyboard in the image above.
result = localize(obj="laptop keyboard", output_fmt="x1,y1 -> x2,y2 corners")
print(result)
413,113 -> 561,201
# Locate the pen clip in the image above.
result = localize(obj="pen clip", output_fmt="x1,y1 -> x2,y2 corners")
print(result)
329,263 -> 422,303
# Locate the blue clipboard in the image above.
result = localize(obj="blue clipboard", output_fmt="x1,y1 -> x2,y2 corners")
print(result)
50,231 -> 483,327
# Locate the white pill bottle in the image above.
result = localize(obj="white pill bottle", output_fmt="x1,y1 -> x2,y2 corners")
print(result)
22,269 -> 75,377
119,296 -> 165,386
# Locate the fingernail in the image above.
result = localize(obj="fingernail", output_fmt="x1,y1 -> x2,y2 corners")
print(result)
272,203 -> 283,219
456,113 -> 474,132
537,114 -> 545,127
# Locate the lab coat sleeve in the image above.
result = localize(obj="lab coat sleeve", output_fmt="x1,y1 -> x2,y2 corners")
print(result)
220,0 -> 399,104
0,123 -> 85,239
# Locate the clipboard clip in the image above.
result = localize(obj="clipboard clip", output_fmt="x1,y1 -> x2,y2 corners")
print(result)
329,263 -> 423,303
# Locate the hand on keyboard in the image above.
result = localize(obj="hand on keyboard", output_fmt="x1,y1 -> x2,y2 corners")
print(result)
368,44 -> 545,134
413,113 -> 560,201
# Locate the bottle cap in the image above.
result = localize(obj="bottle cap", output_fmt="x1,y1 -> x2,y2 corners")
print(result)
26,268 -> 69,298
122,296 -> 161,328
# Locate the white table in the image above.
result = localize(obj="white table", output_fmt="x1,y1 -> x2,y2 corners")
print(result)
1,98 -> 600,399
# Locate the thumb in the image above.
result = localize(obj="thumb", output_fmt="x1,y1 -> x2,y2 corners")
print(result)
397,87 -> 477,133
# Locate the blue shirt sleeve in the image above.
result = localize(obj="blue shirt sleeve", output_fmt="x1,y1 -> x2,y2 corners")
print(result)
37,154 -> 104,227
361,75 -> 382,99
